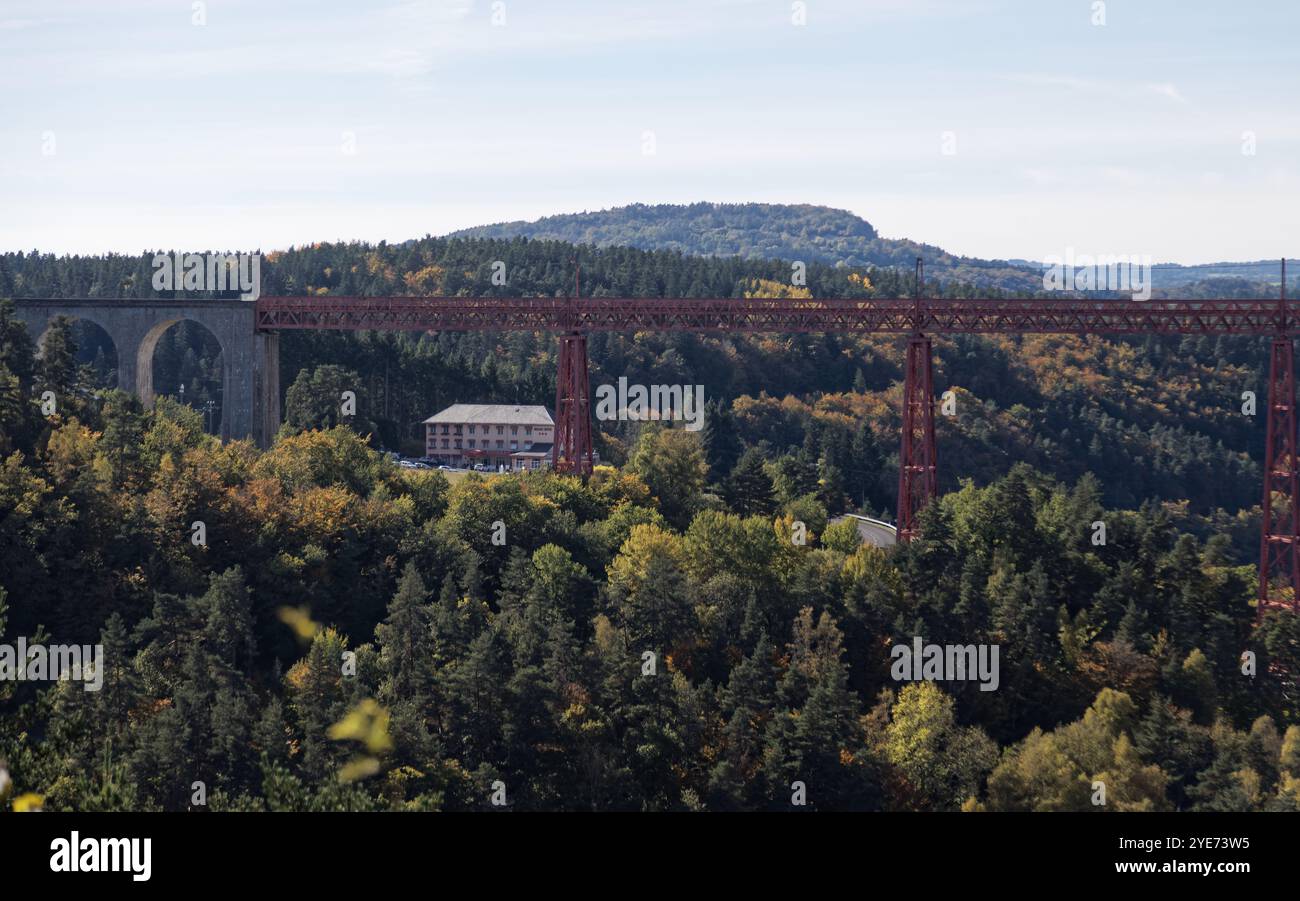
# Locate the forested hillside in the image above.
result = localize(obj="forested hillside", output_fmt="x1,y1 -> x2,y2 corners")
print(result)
0,237 -> 1281,562
450,202 -> 1045,292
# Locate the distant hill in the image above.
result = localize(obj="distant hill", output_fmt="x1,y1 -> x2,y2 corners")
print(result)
450,202 -> 1044,293
451,202 -> 1294,296
1150,260 -> 1290,289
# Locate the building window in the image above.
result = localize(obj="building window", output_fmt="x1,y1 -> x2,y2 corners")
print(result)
525,426 -> 533,436
511,426 -> 518,435
497,426 -> 504,435
510,441 -> 517,450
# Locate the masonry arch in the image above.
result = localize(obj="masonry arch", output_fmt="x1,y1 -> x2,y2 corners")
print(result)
35,314 -> 121,390
139,318 -> 226,434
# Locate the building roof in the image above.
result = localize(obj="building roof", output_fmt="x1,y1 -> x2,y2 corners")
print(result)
511,443 -> 553,457
423,404 -> 554,426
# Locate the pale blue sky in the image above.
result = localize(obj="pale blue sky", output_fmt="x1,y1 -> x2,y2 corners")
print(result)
1,0 -> 1296,263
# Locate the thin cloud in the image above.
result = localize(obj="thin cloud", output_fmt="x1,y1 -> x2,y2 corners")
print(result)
1004,73 -> 1190,106
1145,82 -> 1189,104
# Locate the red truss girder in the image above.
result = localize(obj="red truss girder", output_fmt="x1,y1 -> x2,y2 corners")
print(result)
255,296 -> 1300,336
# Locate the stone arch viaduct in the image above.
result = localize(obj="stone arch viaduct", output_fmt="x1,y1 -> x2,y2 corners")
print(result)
12,299 -> 280,447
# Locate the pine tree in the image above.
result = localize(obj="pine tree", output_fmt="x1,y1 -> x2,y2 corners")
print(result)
701,399 -> 742,483
374,562 -> 434,703
444,627 -> 509,769
848,421 -> 884,509
1188,736 -> 1256,811
38,315 -> 79,401
709,633 -> 776,807
129,704 -> 192,810
200,567 -> 256,676
91,612 -> 136,741
291,628 -> 352,781
1132,695 -> 1211,807
611,552 -> 696,651
1115,599 -> 1151,650
99,390 -> 147,488
210,685 -> 254,789
725,448 -> 776,516
254,697 -> 292,766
